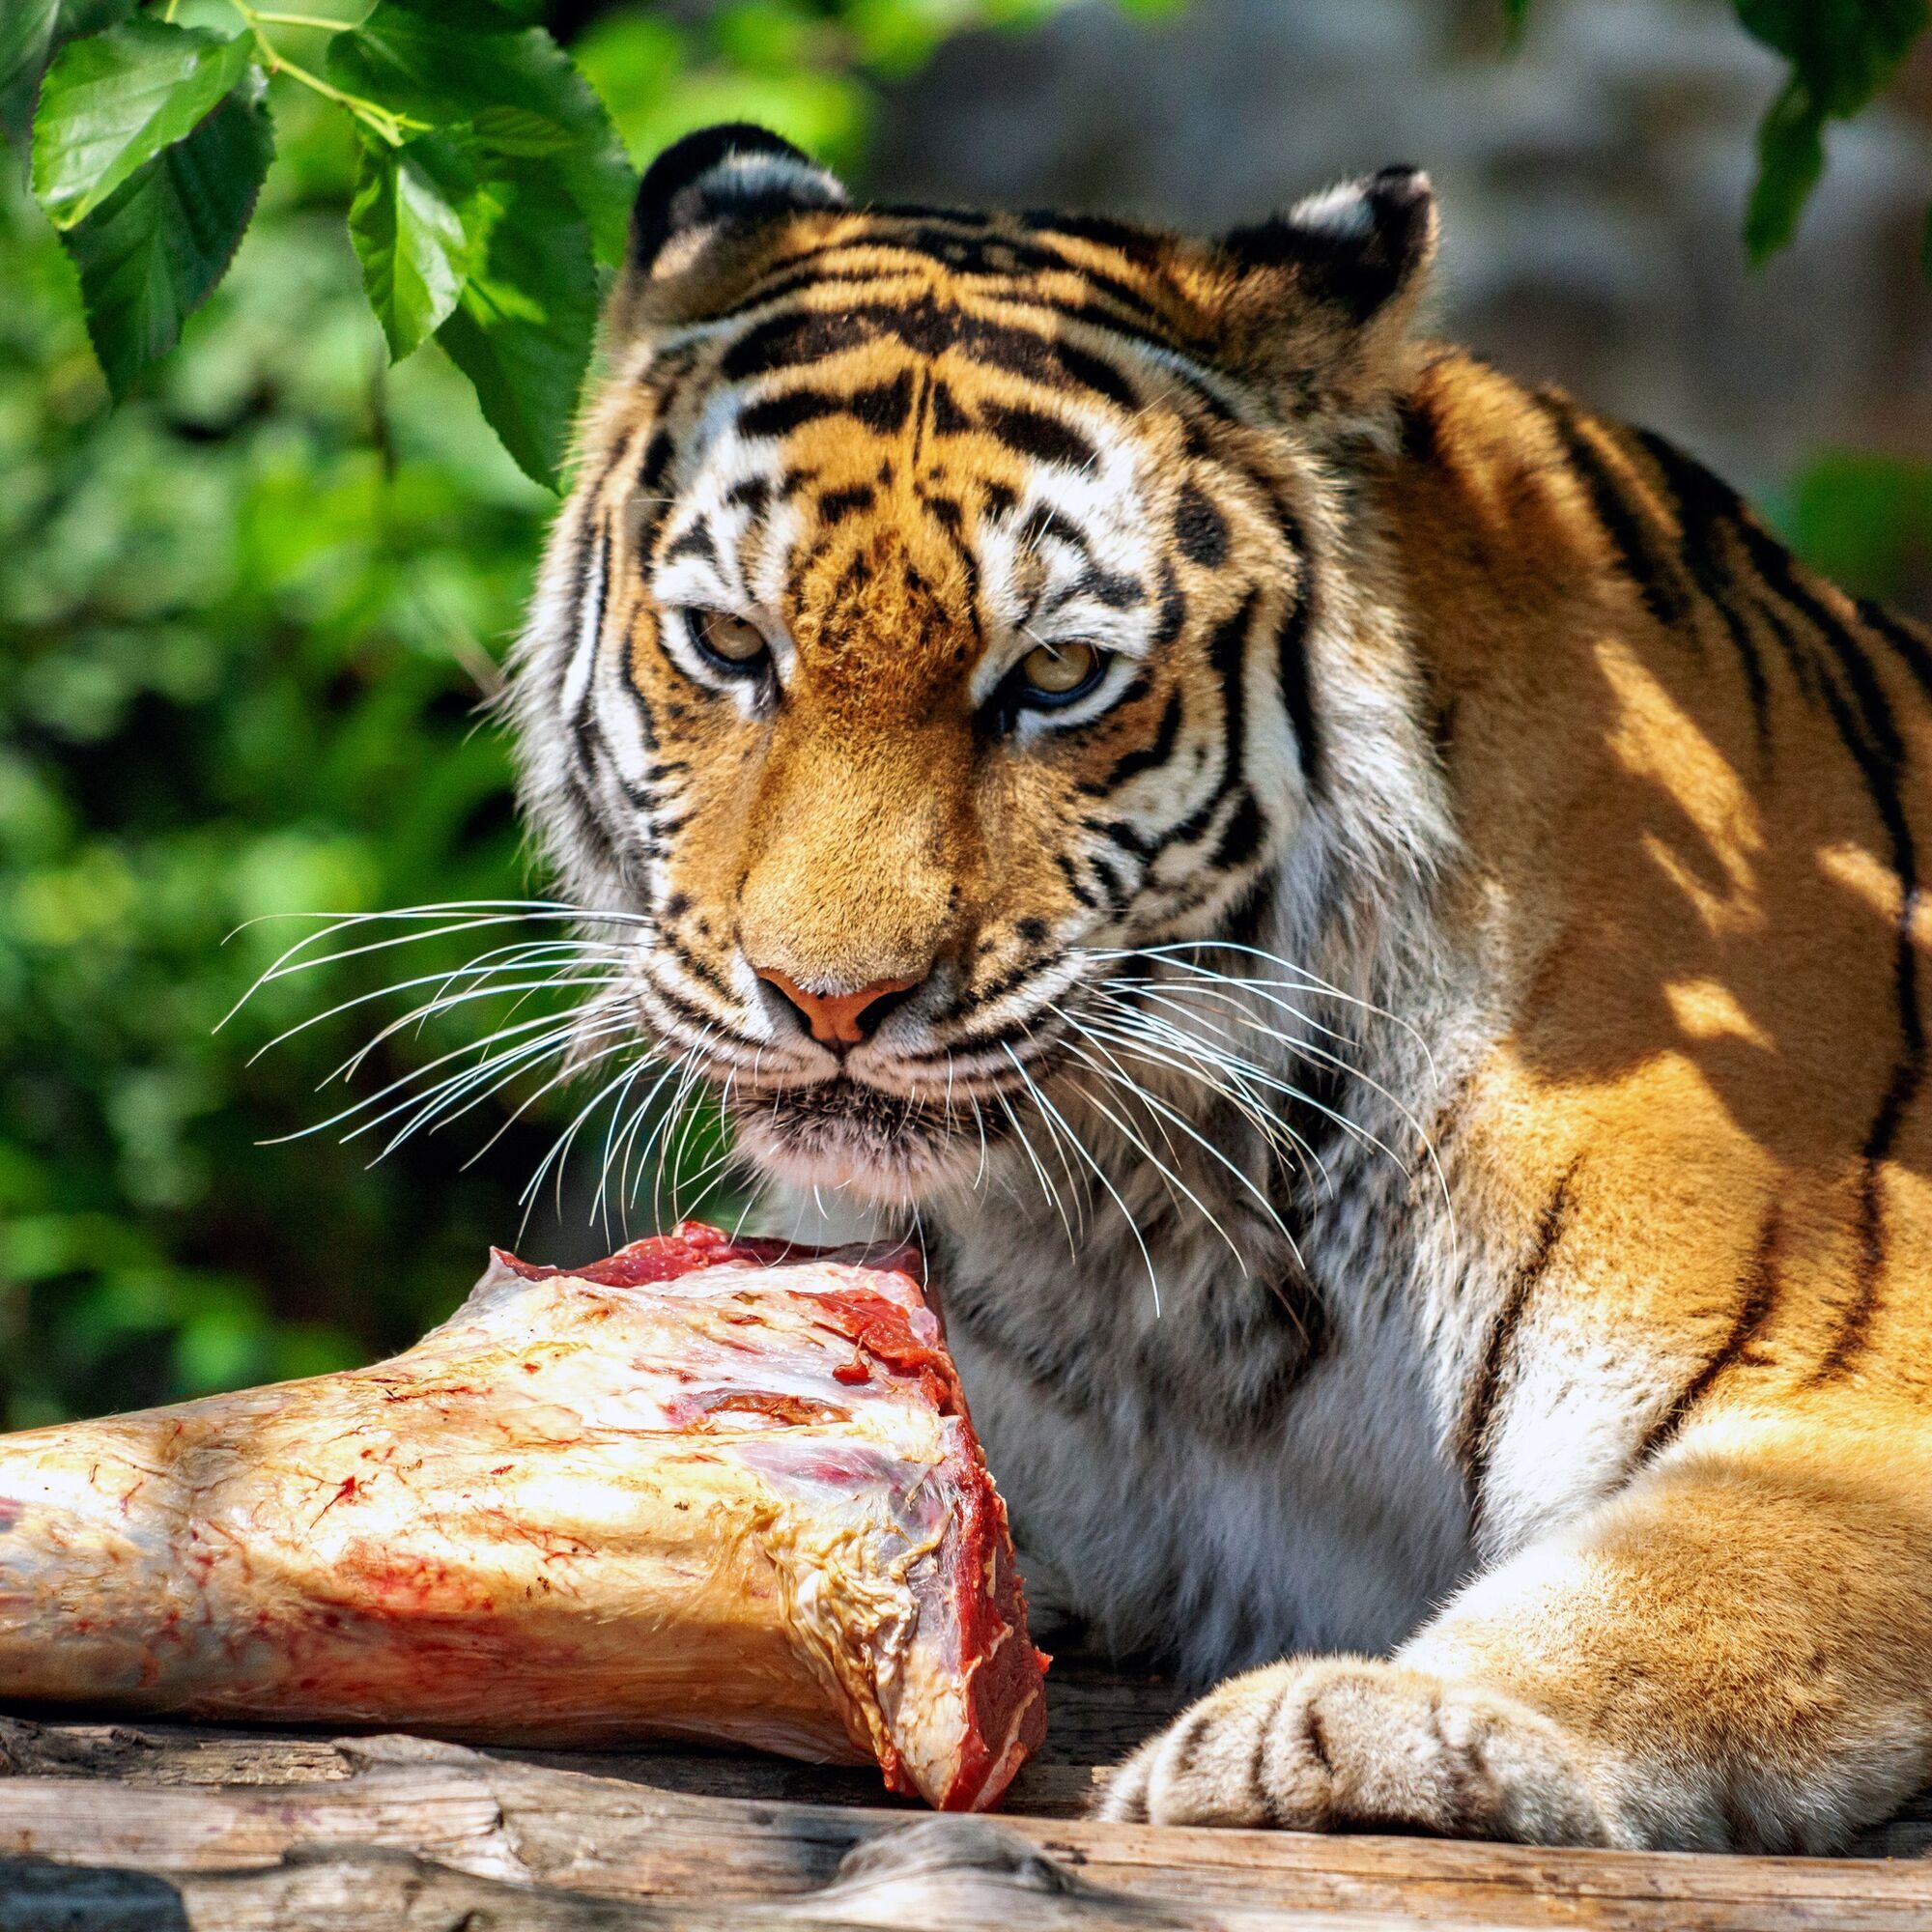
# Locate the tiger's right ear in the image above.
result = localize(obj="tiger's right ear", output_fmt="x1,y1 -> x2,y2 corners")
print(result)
622,124 -> 848,323
1201,166 -> 1438,424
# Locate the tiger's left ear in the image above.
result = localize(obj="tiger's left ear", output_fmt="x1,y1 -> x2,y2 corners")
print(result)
1204,167 -> 1437,421
620,123 -> 848,325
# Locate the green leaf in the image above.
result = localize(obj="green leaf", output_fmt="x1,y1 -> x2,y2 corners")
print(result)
31,18 -> 253,229
1734,0 -> 1928,263
348,133 -> 478,362
62,83 -> 273,397
1499,0 -> 1532,45
1744,76 -> 1826,262
434,165 -> 594,489
1734,0 -> 1927,115
0,0 -> 132,157
327,1 -> 635,264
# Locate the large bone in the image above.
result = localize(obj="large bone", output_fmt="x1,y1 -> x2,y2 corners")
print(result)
0,1224 -> 1047,1810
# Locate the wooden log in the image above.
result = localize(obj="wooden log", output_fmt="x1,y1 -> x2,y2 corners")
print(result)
0,1825 -> 1455,1932
2,1717 -> 1929,1930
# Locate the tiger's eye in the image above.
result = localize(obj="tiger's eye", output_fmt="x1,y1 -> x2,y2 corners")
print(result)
695,610 -> 769,667
1019,640 -> 1099,697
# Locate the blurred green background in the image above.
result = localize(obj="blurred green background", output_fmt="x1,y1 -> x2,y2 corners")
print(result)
4,0 -> 1930,1427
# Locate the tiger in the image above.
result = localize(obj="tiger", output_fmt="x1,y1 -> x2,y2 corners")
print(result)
509,121 -> 1932,1851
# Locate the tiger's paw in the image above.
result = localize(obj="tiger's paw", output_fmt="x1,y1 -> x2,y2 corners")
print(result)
1094,1655 -> 1611,1845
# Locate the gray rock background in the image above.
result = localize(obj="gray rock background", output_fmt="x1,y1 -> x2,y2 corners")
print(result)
867,0 -> 1932,502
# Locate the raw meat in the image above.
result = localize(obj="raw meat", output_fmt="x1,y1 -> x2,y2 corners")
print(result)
0,1224 -> 1047,1810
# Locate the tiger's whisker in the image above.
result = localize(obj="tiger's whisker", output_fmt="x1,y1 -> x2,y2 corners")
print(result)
1052,1012 -> 1305,1268
1002,1043 -> 1161,1317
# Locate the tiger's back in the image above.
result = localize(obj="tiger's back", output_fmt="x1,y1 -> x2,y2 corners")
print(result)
1385,357 -> 1932,1549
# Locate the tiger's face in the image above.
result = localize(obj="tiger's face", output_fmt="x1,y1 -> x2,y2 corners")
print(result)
515,127 -> 1435,1204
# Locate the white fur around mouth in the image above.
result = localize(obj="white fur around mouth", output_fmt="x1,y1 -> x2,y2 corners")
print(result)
727,1077 -> 997,1204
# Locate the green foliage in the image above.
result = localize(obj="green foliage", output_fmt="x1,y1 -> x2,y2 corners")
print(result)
324,0 -> 635,265
2,0 -> 136,154
434,161 -> 596,487
64,82 -> 272,395
17,0 -> 634,488
1506,0 -> 1930,274
0,128 -> 559,1425
346,132 -> 475,360
1738,0 -> 1928,262
30,17 -> 252,225
1779,452 -> 1932,611
12,0 -> 1125,484
0,2 -> 1092,1428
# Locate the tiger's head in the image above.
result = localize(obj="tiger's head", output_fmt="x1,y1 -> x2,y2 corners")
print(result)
513,125 -> 1443,1208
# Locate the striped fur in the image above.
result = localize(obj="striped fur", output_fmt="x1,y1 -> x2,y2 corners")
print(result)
512,128 -> 1932,1852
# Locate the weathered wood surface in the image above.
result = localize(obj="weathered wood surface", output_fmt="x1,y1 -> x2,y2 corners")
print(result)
2,1663 -> 1929,1931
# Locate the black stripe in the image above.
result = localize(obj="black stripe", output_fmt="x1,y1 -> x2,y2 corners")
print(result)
1089,817 -> 1154,857
1812,1161 -> 1894,1382
565,521 -> 611,726
1084,688 -> 1184,795
1076,565 -> 1145,611
1024,504 -> 1092,555
1747,526 -> 1903,765
1751,593 -> 1821,701
1456,1164 -> 1576,1535
978,401 -> 1094,471
1158,592 -> 1261,853
943,956 -> 1056,1023
661,521 -> 716,566
1086,851 -> 1133,916
816,483 -> 873,526
1051,337 -> 1141,412
1629,431 -> 1773,754
930,379 -> 973,436
898,223 -> 1175,331
1208,790 -> 1266,869
917,492 -> 984,643
1636,1203 -> 1780,1466
1267,498 -> 1320,788
673,942 -> 739,1008
1804,657 -> 1924,1381
638,430 -> 674,493
1150,562 -> 1187,648
738,371 -> 915,441
906,365 -> 932,469
1161,1703 -> 1218,1789
720,304 -> 874,383
642,967 -> 739,1040
1537,396 -> 1690,634
1023,209 -> 1164,264
1054,849 -> 1098,909
1175,482 -> 1229,568
1858,596 -> 1932,705
562,768 -> 622,876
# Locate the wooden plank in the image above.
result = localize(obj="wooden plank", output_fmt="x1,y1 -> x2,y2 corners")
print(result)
2,1662 -> 1926,1929
0,1827 -> 1490,1932
4,1719 -> 1931,1931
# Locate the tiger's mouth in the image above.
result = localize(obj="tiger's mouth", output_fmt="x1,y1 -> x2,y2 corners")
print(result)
724,1074 -> 1009,1204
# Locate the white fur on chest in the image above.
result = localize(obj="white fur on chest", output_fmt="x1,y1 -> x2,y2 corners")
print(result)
946,1234 -> 1476,1681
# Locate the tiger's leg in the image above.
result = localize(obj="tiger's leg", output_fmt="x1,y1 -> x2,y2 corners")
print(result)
1097,1422 -> 1932,1848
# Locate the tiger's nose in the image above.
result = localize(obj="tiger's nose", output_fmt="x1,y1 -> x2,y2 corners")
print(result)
754,968 -> 923,1047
